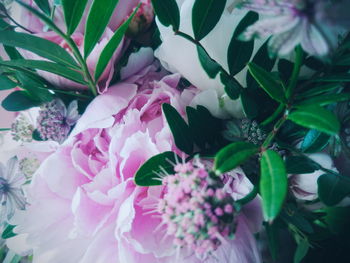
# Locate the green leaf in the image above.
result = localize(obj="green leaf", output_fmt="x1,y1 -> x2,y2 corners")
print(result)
192,0 -> 227,41
285,156 -> 319,174
84,0 -> 120,58
151,0 -> 180,31
33,0 -> 51,15
294,240 -> 309,263
134,151 -> 178,186
247,40 -> 275,89
315,74 -> 350,82
0,59 -> 87,85
0,30 -> 79,68
0,75 -> 17,90
62,0 -> 89,35
1,90 -> 40,111
3,45 -> 23,60
295,93 -> 350,107
318,173 -> 350,206
214,141 -> 259,174
95,5 -> 139,81
301,129 -> 330,153
265,222 -> 280,261
162,103 -> 194,154
1,224 -> 16,239
260,150 -> 287,222
197,45 -> 221,78
220,71 -> 242,99
335,54 -> 350,66
227,11 -> 257,75
288,106 -> 340,135
241,88 -> 258,119
248,62 -> 286,103
297,83 -> 342,99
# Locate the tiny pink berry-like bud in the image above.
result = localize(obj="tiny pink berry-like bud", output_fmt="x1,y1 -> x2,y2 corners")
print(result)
157,158 -> 237,260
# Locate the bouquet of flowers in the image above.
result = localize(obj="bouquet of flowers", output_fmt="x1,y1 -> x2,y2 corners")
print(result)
0,0 -> 350,262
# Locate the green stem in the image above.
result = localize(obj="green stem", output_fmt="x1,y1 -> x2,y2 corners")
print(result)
236,185 -> 258,207
261,112 -> 288,150
286,46 -> 303,99
261,103 -> 285,126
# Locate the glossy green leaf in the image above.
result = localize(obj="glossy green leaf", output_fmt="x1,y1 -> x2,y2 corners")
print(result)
84,0 -> 120,58
318,173 -> 350,206
0,59 -> 86,85
241,89 -> 258,119
301,129 -> 330,153
288,106 -> 340,135
151,0 -> 180,31
1,224 -> 16,239
192,0 -> 227,41
0,30 -> 79,68
248,62 -> 286,103
227,11 -> 257,75
33,0 -> 51,15
214,141 -> 259,174
135,151 -> 179,186
0,75 -> 17,90
1,90 -> 40,111
260,150 -> 287,222
220,71 -> 242,99
285,156 -> 319,174
62,0 -> 89,35
162,103 -> 194,154
197,45 -> 221,78
95,5 -> 139,81
294,240 -> 309,263
296,93 -> 350,107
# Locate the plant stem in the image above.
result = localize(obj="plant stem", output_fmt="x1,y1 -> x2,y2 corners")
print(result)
261,112 -> 288,150
261,103 -> 285,126
286,46 -> 303,99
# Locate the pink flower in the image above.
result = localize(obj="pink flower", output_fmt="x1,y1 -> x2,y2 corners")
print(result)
10,0 -> 140,92
8,64 -> 262,262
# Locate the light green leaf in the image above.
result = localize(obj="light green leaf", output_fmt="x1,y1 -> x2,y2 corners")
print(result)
260,150 -> 287,222
192,0 -> 227,41
288,106 -> 340,135
62,0 -> 89,35
84,0 -> 120,58
214,141 -> 259,174
95,5 -> 139,81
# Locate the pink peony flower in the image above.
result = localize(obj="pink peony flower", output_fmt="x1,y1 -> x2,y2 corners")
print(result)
10,0 -> 140,92
8,64 -> 262,263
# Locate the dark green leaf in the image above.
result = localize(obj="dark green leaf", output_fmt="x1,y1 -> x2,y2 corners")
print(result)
1,90 -> 40,111
301,129 -> 330,153
33,0 -> 51,15
260,150 -> 287,222
294,240 -> 309,263
0,59 -> 86,85
0,30 -> 79,68
297,83 -> 342,99
288,106 -> 340,135
281,207 -> 314,234
295,93 -> 350,107
318,173 -> 350,206
247,40 -> 275,89
197,45 -> 221,78
285,156 -> 320,174
3,45 -> 23,60
1,224 -> 16,239
214,141 -> 259,174
84,0 -> 120,58
220,71 -> 242,99
192,0 -> 227,41
315,74 -> 350,82
134,151 -> 178,186
162,103 -> 194,154
0,75 -> 17,90
248,62 -> 286,103
227,11 -> 257,75
241,88 -> 258,119
62,0 -> 89,35
335,54 -> 350,66
151,0 -> 180,31
95,5 -> 139,81
265,222 -> 280,261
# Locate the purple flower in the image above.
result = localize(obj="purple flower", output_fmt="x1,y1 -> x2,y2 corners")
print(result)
37,99 -> 80,143
0,156 -> 26,224
240,0 -> 341,57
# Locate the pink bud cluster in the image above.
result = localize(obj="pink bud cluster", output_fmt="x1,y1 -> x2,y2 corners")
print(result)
157,161 -> 236,259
